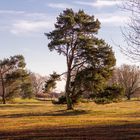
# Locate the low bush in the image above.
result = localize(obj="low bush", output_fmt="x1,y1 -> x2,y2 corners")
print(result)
94,84 -> 124,104
52,95 -> 66,104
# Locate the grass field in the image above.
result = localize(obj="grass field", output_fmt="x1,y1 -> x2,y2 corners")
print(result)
0,99 -> 140,140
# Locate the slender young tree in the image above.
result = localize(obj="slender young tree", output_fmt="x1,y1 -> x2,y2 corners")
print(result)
44,72 -> 60,93
45,9 -> 116,109
20,70 -> 34,99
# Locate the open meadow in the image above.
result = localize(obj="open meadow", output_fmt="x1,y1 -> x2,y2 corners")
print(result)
0,0 -> 140,139
0,99 -> 140,140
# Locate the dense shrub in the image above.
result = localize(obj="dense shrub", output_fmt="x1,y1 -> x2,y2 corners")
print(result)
52,95 -> 66,104
94,84 -> 124,104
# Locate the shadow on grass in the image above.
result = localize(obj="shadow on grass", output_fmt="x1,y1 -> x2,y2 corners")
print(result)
0,109 -> 89,118
0,123 -> 140,140
0,104 -> 45,109
0,104 -> 43,107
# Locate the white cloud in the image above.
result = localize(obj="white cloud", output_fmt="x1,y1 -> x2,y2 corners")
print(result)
10,20 -> 54,35
48,3 -> 74,9
96,12 -> 128,26
0,10 -> 25,14
75,0 -> 122,8
1,7 -> 128,36
101,16 -> 125,24
0,10 -> 56,35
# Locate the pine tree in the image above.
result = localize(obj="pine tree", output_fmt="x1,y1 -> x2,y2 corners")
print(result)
45,9 -> 116,109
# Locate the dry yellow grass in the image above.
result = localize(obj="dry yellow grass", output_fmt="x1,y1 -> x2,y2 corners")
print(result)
0,99 -> 140,139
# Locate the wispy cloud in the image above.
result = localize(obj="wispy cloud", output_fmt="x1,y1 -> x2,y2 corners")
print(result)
96,12 -> 128,26
10,19 -> 54,35
0,10 -> 55,35
48,3 -> 74,9
0,10 -> 25,14
75,0 -> 122,8
0,7 -> 127,36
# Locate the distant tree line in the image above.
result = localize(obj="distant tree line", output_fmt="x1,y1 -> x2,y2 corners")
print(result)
0,54 -> 139,105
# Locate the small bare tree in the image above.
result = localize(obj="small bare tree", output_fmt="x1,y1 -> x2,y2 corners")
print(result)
110,64 -> 140,100
121,0 -> 140,61
30,73 -> 47,96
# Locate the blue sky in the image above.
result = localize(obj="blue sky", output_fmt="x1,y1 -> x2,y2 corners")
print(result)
0,0 -> 131,79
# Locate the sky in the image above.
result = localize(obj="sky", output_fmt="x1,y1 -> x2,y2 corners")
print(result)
0,0 -> 133,91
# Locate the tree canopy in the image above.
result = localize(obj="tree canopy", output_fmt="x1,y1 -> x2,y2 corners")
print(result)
0,55 -> 33,103
44,72 -> 60,93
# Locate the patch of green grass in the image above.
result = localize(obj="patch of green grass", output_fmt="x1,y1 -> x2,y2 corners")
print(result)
11,98 -> 42,103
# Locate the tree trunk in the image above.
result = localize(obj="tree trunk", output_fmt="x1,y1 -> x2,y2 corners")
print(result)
0,73 -> 6,104
127,94 -> 131,100
65,70 -> 73,110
